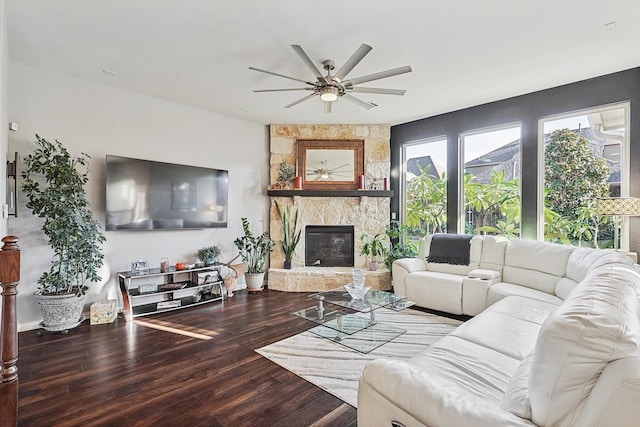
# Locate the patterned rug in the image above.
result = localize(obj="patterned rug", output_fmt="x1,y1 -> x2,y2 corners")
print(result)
256,308 -> 462,407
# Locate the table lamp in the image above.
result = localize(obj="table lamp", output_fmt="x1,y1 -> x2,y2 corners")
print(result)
595,197 -> 640,250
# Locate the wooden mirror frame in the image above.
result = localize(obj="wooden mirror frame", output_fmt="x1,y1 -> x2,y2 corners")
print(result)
297,139 -> 364,190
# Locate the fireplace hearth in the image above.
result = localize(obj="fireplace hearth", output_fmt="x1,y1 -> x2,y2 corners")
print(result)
305,225 -> 354,267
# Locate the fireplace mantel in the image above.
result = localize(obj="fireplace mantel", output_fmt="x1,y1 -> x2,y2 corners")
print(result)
267,190 -> 393,197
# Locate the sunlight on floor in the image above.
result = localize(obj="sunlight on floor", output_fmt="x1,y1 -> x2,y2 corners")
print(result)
133,318 -> 219,340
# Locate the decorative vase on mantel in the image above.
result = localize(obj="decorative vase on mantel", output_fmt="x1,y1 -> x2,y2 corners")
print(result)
283,260 -> 292,269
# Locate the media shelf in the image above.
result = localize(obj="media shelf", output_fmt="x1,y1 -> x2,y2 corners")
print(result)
118,265 -> 225,321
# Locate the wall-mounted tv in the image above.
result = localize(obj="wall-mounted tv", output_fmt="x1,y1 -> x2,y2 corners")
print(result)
105,155 -> 228,231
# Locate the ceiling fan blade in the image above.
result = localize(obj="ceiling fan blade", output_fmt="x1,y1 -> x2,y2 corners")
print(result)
249,66 -> 314,85
291,45 -> 328,83
254,88 -> 311,92
333,43 -> 372,82
343,65 -> 412,86
342,93 -> 376,110
324,101 -> 332,114
348,87 -> 406,96
284,93 -> 317,108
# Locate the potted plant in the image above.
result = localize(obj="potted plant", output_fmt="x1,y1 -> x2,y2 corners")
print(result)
360,232 -> 388,271
197,245 -> 221,266
384,220 -> 418,270
277,161 -> 295,189
21,135 -> 106,332
234,217 -> 275,290
274,200 -> 301,269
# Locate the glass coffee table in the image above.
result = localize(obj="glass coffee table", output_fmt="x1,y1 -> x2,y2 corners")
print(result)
293,287 -> 415,353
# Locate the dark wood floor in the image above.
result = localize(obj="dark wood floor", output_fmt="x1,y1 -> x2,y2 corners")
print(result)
17,289 -> 357,427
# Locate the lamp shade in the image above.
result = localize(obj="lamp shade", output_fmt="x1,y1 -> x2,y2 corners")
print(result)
596,197 -> 640,216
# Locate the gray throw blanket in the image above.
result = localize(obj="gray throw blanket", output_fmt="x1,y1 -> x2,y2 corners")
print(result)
426,234 -> 473,265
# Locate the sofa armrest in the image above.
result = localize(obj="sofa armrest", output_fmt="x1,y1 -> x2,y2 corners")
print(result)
462,269 -> 501,316
358,359 -> 535,427
468,268 -> 501,281
392,258 -> 427,296
393,257 -> 427,274
574,357 -> 640,427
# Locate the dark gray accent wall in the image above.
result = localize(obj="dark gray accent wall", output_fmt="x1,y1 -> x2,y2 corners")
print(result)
390,67 -> 640,252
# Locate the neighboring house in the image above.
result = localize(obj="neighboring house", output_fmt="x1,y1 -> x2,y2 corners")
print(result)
463,127 -> 621,195
406,156 -> 444,180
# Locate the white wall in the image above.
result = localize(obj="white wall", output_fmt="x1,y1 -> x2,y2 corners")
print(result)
8,60 -> 269,331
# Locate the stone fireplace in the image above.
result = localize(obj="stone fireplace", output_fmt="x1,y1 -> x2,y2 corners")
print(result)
268,124 -> 392,292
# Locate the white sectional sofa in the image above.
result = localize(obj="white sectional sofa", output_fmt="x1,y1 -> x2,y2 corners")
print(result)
392,235 -> 633,316
358,236 -> 640,426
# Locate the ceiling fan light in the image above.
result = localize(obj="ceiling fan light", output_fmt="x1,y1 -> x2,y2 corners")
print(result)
319,87 -> 338,102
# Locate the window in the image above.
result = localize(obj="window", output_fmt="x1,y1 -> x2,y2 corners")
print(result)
402,137 -> 447,239
540,103 -> 630,249
461,124 -> 522,237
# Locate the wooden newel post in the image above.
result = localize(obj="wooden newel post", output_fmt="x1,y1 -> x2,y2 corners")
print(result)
0,235 -> 20,427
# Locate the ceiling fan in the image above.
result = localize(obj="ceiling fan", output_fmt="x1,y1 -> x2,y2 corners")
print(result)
249,44 -> 412,113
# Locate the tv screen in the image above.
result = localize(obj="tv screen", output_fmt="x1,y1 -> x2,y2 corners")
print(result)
105,155 -> 228,230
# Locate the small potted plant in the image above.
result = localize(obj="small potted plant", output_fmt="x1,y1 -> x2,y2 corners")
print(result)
277,161 -> 295,189
274,200 -> 301,269
360,232 -> 388,271
21,135 -> 106,332
197,245 -> 221,266
234,218 -> 275,290
384,221 -> 418,270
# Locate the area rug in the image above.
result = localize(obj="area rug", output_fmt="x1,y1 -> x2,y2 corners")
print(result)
256,308 -> 462,407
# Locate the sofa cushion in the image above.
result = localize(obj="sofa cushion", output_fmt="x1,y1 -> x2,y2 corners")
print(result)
479,235 -> 508,271
503,239 -> 573,294
501,351 -> 533,419
565,246 -> 633,283
410,335 -> 520,403
450,307 -> 542,360
529,264 -> 640,427
419,234 -> 483,276
359,358 -> 535,427
488,282 -> 563,307
405,271 -> 464,315
484,295 -> 558,325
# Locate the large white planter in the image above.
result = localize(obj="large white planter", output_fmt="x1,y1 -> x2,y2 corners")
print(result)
244,272 -> 265,291
34,293 -> 87,332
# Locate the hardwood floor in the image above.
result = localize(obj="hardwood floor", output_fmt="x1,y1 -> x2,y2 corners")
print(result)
17,290 -> 357,427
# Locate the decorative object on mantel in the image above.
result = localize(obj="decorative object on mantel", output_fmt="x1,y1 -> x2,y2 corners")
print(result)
274,200 -> 302,269
249,43 -> 412,113
297,139 -> 364,191
360,232 -> 388,271
234,217 -> 275,291
22,134 -> 106,332
294,176 -> 303,189
277,161 -> 296,190
366,177 -> 383,191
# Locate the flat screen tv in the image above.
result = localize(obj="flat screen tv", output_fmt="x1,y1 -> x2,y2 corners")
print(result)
105,155 -> 228,231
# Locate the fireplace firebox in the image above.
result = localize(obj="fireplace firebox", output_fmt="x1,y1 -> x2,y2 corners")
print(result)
305,225 -> 354,267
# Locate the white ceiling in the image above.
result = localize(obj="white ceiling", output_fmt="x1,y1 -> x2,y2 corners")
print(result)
5,0 -> 640,126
